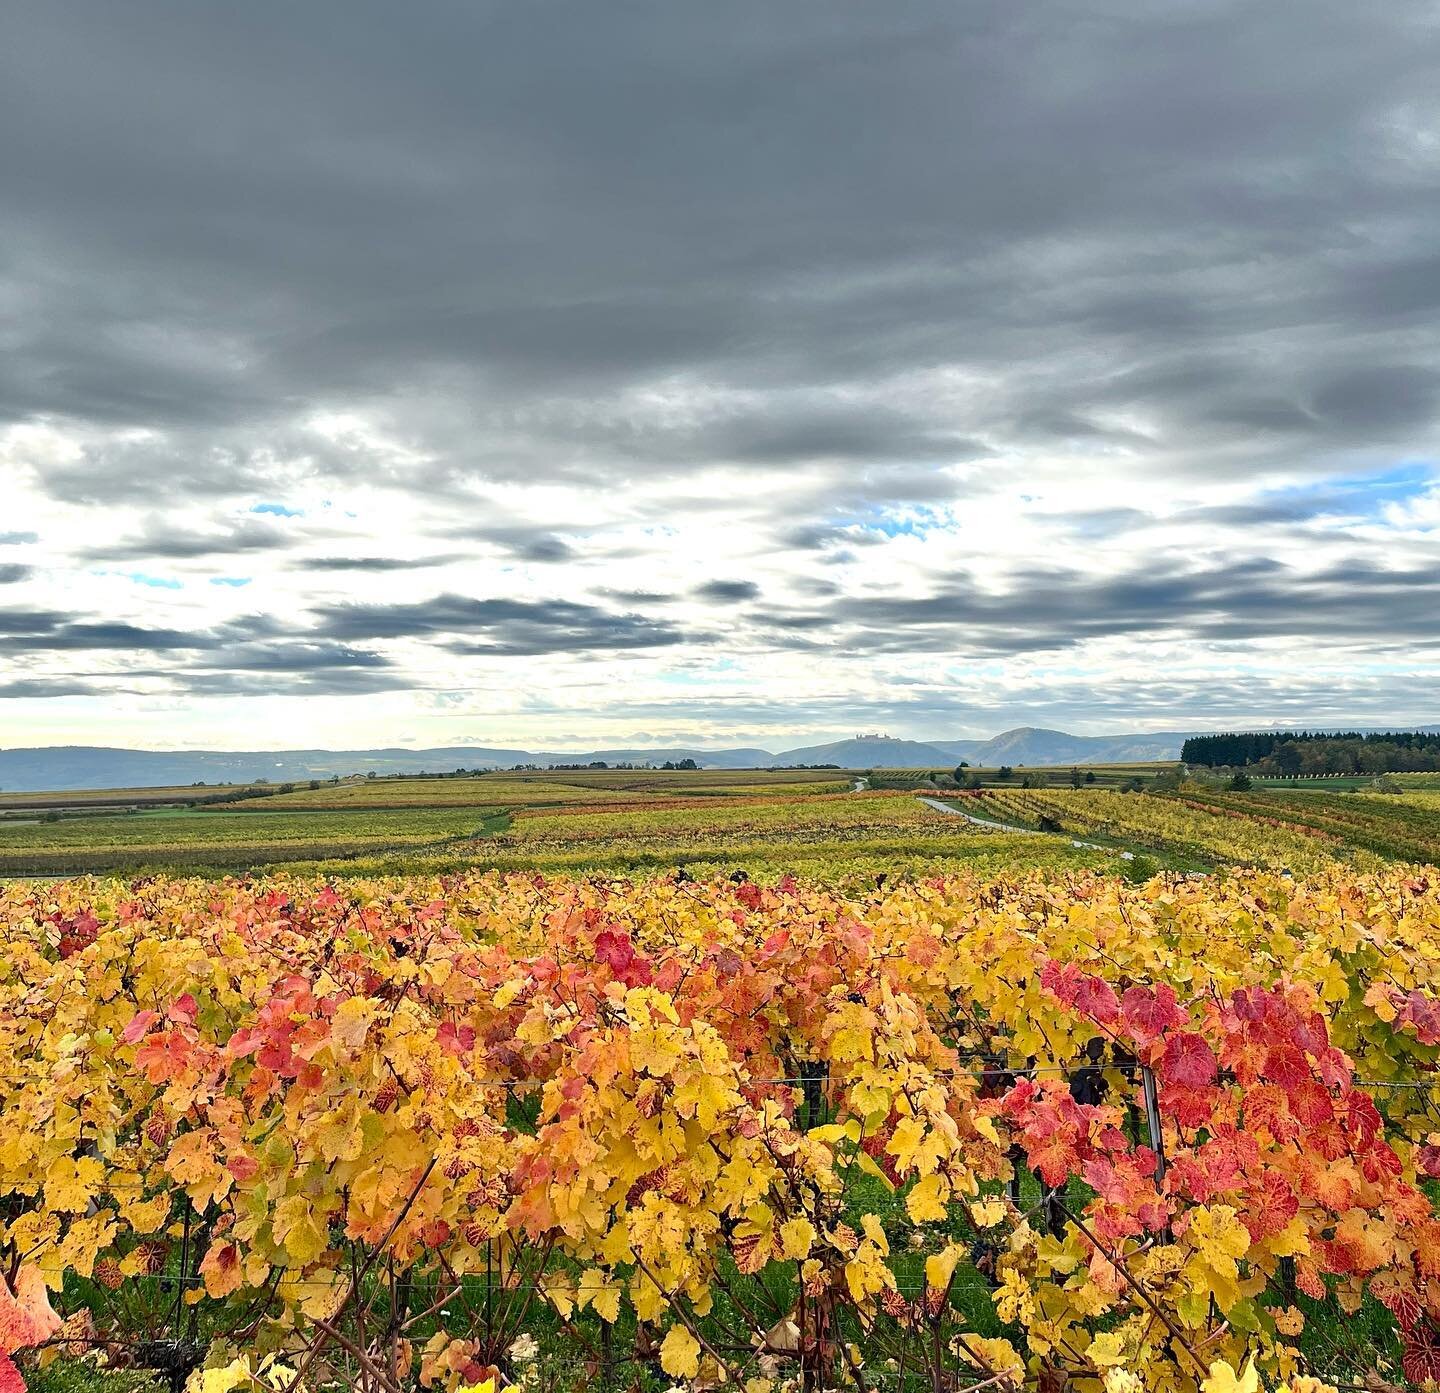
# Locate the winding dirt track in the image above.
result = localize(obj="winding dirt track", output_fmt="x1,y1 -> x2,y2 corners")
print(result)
915,795 -> 1038,834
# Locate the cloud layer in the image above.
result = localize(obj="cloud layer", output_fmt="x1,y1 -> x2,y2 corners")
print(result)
2,1 -> 1439,748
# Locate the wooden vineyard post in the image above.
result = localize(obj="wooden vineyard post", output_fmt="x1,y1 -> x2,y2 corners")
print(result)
799,1059 -> 830,1129
1140,1065 -> 1166,1187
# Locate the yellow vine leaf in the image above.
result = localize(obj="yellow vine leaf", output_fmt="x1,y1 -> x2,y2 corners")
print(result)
1087,1330 -> 1129,1367
590,1282 -> 622,1323
905,1173 -> 948,1223
660,1324 -> 702,1379
42,1156 -> 103,1215
925,1242 -> 963,1292
852,1150 -> 895,1192
1201,1359 -> 1260,1393
779,1217 -> 815,1260
271,1195 -> 329,1267
186,1359 -> 251,1393
955,1336 -> 1025,1378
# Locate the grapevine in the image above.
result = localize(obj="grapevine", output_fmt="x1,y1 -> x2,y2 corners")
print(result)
0,867 -> 1437,1393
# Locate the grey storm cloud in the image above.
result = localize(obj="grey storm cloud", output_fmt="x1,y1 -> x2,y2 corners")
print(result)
19,548 -> 1433,686
296,555 -> 465,573
0,607 -> 392,688
436,526 -> 578,563
0,533 -> 39,545
694,580 -> 761,603
1310,366 -> 1440,434
5,0 -> 1440,499
777,523 -> 887,552
1174,497 -> 1369,527
171,638 -> 404,696
178,669 -> 405,698
0,611 -> 204,652
310,593 -> 695,656
634,403 -> 990,472
4,0 -> 1440,724
784,559 -> 1440,657
80,517 -> 293,562
592,588 -> 676,606
188,642 -> 393,674
0,565 -> 31,583
0,678 -> 102,699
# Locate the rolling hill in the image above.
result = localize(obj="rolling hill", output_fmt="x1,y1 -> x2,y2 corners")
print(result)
12,725 -> 1426,791
767,736 -> 957,768
932,727 -> 1196,767
0,728 -> 1190,791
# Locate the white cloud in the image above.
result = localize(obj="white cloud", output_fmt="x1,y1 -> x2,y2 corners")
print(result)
2,0 -> 1439,747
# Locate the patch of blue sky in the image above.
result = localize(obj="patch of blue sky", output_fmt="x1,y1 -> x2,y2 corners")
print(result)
1260,461 -> 1436,520
104,570 -> 182,589
210,576 -> 252,587
250,501 -> 303,517
836,504 -> 949,539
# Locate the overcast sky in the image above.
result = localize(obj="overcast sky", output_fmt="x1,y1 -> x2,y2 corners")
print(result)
3,1 -> 1439,751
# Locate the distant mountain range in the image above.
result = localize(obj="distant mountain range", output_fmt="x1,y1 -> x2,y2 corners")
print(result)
0,726 -> 1190,791
0,724 -> 1431,791
786,729 -> 1198,769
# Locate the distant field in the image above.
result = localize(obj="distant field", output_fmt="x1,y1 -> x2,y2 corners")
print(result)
0,761 -> 1173,814
635,777 -> 852,796
417,831 -> 1104,883
504,790 -> 942,843
289,789 -> 1110,882
956,761 -> 1178,777
214,769 -> 854,808
0,782 -> 262,811
938,784 -> 1440,872
3,764 -> 1438,881
869,761 -> 1179,790
0,806 -> 502,874
0,779 -> 965,879
219,776 -> 654,809
957,787 -> 1350,872
1178,788 -> 1440,865
477,767 -> 855,791
0,771 -> 914,877
1390,790 -> 1440,811
1250,772 -> 1440,790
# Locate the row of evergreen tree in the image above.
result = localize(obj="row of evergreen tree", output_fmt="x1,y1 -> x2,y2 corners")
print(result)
1182,730 -> 1440,773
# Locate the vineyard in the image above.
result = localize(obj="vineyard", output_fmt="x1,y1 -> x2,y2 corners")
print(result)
503,793 -> 967,845
0,784 -> 1112,884
283,793 -> 1109,884
223,782 -> 663,812
0,810 -> 507,877
948,790 -> 1428,874
1175,793 -> 1440,868
7,775 -> 1440,886
3,864 -> 1439,1393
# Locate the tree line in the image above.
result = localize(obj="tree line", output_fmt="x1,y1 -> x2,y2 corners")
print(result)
1182,730 -> 1440,774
